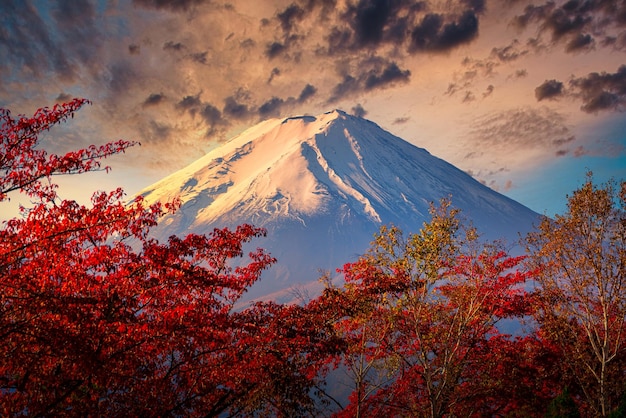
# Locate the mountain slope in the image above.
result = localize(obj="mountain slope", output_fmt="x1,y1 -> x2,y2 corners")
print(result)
138,110 -> 540,302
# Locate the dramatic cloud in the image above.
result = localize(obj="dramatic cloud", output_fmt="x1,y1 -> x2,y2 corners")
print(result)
566,33 -> 594,52
330,58 -> 410,101
2,0 -> 624,216
176,94 -> 203,116
258,96 -> 285,117
570,65 -> 626,113
410,11 -> 479,52
223,96 -> 251,120
512,0 -> 626,53
132,0 -> 210,12
298,84 -> 317,102
535,66 -> 626,112
535,79 -> 564,101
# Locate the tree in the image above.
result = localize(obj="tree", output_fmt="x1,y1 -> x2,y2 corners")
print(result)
326,201 -> 535,417
545,388 -> 581,418
526,174 -> 626,417
0,99 -> 337,416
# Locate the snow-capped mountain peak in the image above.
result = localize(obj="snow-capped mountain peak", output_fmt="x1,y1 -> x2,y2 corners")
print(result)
138,110 -> 540,303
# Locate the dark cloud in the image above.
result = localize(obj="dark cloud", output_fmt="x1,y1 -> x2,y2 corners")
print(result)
570,65 -> 626,112
200,103 -> 223,127
268,67 -> 281,84
351,103 -> 367,117
258,96 -> 285,117
176,93 -> 203,116
544,7 -> 591,40
512,3 -> 556,30
143,93 -> 166,107
298,84 -> 317,102
163,41 -> 186,51
132,0 -> 210,12
490,41 -> 528,62
330,58 -> 411,101
49,0 -> 103,73
277,3 -> 306,32
128,44 -> 141,55
410,10 -> 479,52
0,1 -> 74,80
535,79 -> 564,101
349,0 -> 402,47
566,33 -> 594,52
331,75 -> 360,101
512,0 -> 626,53
266,42 -> 286,59
188,51 -> 208,64
223,96 -> 251,119
364,62 -> 411,90
286,0 -> 482,57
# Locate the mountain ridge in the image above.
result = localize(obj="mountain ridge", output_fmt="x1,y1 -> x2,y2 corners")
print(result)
138,109 -> 541,303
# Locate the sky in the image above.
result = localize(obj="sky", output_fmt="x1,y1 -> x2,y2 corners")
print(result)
1,0 -> 625,220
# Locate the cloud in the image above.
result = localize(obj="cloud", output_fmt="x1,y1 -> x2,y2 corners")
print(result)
258,96 -> 285,117
223,96 -> 251,120
535,79 -> 564,101
392,116 -> 410,124
566,33 -> 594,52
330,58 -> 410,101
0,1 -> 75,80
468,107 -> 575,158
132,0 -> 210,12
351,103 -> 367,117
143,93 -> 166,107
163,41 -> 186,52
276,3 -> 306,32
482,84 -> 494,98
176,93 -> 203,116
265,42 -> 286,59
511,0 -> 626,53
188,51 -> 209,64
409,11 -> 479,52
298,84 -> 317,102
364,62 -> 411,90
539,65 -> 626,112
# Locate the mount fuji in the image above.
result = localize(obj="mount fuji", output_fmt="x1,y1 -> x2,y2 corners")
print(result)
138,109 -> 541,303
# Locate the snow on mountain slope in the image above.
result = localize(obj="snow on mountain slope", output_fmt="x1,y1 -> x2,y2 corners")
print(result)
138,110 -> 541,303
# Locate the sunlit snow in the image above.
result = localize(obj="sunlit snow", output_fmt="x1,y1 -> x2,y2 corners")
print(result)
137,110 -> 542,304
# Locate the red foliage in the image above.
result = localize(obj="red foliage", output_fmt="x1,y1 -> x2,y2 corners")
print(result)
325,220 -> 551,416
0,100 -> 336,416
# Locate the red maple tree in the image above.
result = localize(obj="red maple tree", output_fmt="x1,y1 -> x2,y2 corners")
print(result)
324,202 -> 540,417
0,99 -> 338,416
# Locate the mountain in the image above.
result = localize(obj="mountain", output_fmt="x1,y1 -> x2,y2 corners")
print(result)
137,109 -> 541,303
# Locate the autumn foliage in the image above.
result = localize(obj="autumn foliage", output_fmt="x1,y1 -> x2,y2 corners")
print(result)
0,99 -> 339,416
1,100 -> 624,416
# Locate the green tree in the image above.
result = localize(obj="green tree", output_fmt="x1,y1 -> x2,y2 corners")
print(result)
526,174 -> 626,417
